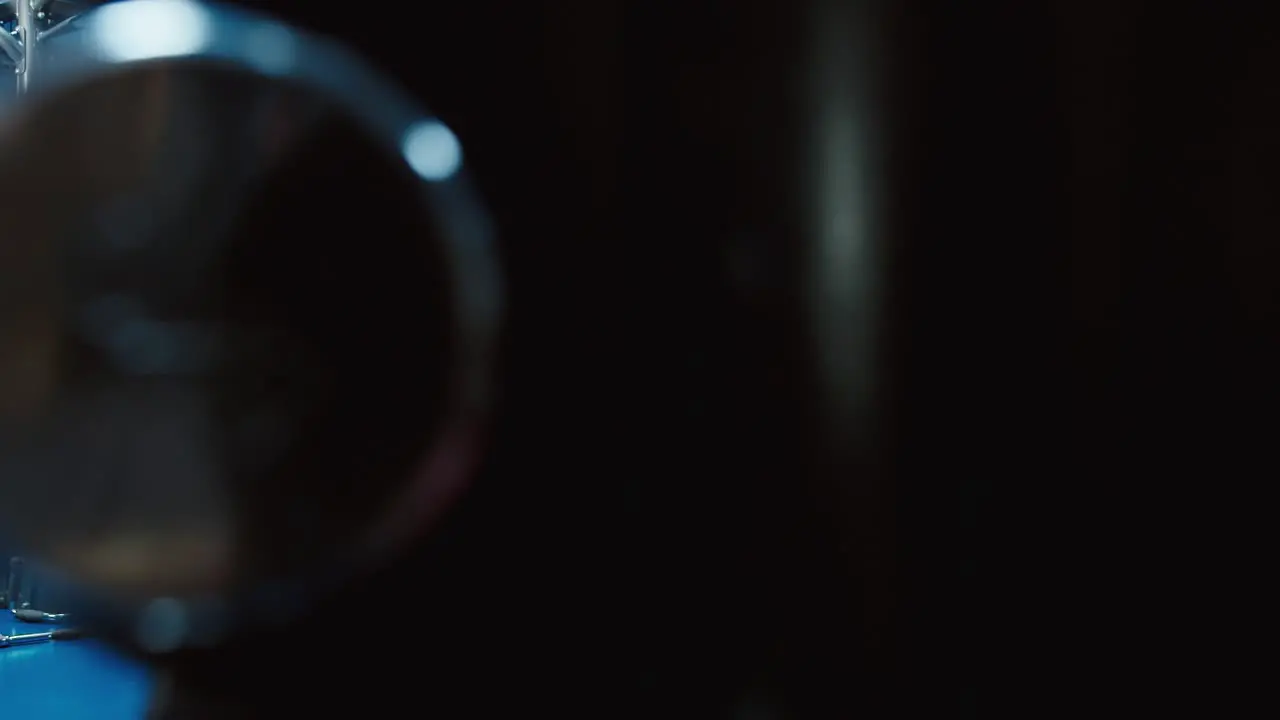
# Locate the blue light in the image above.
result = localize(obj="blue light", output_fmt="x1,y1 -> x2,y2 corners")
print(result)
91,0 -> 212,62
401,120 -> 463,181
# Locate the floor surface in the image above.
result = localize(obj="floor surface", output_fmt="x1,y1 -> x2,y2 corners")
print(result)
0,613 -> 152,720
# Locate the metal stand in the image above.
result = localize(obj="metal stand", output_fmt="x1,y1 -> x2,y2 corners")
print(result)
5,556 -> 28,609
2,0 -> 85,95
15,0 -> 36,93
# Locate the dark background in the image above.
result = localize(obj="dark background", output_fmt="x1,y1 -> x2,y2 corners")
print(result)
219,0 -> 1273,715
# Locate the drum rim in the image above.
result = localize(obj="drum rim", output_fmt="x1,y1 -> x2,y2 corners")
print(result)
0,0 -> 503,656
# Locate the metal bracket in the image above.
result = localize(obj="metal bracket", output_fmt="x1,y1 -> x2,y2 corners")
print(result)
0,31 -> 20,66
14,0 -> 33,92
38,13 -> 79,41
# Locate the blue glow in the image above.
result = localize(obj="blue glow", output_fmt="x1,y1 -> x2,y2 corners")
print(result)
91,0 -> 212,62
135,597 -> 187,653
401,120 -> 463,181
243,21 -> 297,76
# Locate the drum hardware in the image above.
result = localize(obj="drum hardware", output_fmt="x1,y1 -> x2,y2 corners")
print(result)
12,608 -> 70,623
0,0 -> 92,93
5,556 -> 28,610
0,627 -> 85,647
3,557 -> 69,621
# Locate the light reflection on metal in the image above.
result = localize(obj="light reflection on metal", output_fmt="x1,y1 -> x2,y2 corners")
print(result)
90,0 -> 211,62
803,0 -> 884,462
38,14 -> 83,42
800,0 -> 895,667
15,0 -> 35,92
401,119 -> 463,181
